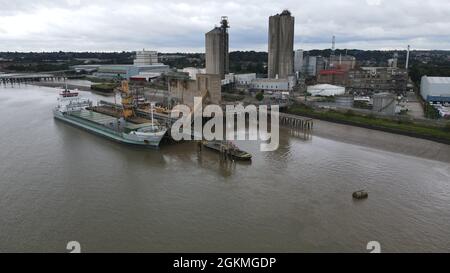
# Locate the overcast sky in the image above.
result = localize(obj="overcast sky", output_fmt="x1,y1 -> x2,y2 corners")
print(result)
1,0 -> 450,52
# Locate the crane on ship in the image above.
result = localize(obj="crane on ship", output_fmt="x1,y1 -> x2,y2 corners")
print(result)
117,80 -> 136,119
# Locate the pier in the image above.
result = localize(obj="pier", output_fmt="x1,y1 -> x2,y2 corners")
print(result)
279,112 -> 313,131
0,73 -> 66,84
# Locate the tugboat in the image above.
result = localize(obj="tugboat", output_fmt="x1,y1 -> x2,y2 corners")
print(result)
202,140 -> 252,161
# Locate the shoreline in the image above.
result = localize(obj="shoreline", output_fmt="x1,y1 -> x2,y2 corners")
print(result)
31,82 -> 115,96
300,118 -> 450,163
285,106 -> 450,146
31,81 -> 92,91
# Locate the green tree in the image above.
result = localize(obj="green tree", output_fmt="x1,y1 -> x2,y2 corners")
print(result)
424,104 -> 440,119
255,92 -> 264,101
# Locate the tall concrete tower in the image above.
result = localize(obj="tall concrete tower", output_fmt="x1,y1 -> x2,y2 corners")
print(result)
205,16 -> 229,79
268,10 -> 295,79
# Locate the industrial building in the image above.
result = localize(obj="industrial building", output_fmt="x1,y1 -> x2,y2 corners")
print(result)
301,56 -> 318,77
93,65 -> 140,80
300,55 -> 329,77
420,76 -> 450,103
317,69 -> 348,86
134,50 -> 158,66
307,84 -> 346,97
205,17 -> 229,79
180,67 -> 206,80
329,55 -> 356,71
250,77 -> 296,92
93,64 -> 170,80
222,73 -> 256,85
347,67 -> 408,95
234,73 -> 257,85
268,10 -> 295,79
294,49 -> 304,73
85,49 -> 169,80
129,72 -> 161,82
168,73 -> 222,109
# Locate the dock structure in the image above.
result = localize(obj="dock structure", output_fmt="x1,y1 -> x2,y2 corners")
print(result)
279,112 -> 313,131
0,73 -> 65,84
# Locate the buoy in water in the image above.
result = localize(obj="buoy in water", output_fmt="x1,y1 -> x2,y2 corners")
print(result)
353,190 -> 368,200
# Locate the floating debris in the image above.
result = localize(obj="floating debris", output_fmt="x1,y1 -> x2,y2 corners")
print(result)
353,190 -> 368,200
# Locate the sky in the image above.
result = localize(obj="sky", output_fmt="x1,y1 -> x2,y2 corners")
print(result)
1,0 -> 450,52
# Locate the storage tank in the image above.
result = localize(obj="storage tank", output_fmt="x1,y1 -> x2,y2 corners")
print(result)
335,95 -> 354,108
307,84 -> 345,96
373,93 -> 396,115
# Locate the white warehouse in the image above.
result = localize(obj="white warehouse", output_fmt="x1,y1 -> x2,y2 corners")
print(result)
420,76 -> 450,103
307,84 -> 346,96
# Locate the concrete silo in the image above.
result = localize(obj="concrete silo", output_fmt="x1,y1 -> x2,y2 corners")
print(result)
268,10 -> 295,79
205,17 -> 229,79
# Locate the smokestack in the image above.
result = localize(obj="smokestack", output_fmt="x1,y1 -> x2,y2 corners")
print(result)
405,45 -> 410,70
332,35 -> 336,54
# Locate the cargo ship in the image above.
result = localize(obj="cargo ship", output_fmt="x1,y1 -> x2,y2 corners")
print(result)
53,83 -> 167,147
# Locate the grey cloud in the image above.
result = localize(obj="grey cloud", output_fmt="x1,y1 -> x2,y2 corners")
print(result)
0,0 -> 450,51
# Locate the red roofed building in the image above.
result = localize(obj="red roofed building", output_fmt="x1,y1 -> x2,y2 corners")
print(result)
317,69 -> 348,86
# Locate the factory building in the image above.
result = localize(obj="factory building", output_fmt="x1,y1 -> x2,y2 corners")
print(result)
205,17 -> 230,79
93,65 -> 140,80
301,56 -> 317,77
234,73 -> 257,85
329,55 -> 356,71
420,76 -> 450,103
317,69 -> 348,86
347,67 -> 408,95
221,73 -> 257,86
93,64 -> 170,80
129,72 -> 161,82
268,10 -> 295,79
250,76 -> 296,92
134,50 -> 158,66
317,54 -> 356,85
91,49 -> 169,80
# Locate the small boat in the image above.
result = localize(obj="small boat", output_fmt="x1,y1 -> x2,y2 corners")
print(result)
203,140 -> 252,161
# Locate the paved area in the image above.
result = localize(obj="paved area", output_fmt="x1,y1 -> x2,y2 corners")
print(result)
405,92 -> 425,119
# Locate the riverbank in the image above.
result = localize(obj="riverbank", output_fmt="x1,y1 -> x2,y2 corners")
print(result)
286,104 -> 450,146
307,119 -> 450,163
31,81 -> 92,92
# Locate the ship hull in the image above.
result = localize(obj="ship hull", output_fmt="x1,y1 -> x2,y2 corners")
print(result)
53,110 -> 166,147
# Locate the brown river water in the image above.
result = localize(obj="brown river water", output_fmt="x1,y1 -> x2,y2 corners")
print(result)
0,84 -> 449,252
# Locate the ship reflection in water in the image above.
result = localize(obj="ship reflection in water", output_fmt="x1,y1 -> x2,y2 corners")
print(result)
0,85 -> 450,253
